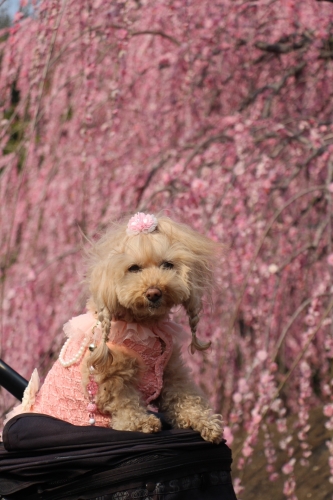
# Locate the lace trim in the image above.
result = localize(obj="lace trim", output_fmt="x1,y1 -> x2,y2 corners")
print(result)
3,369 -> 40,427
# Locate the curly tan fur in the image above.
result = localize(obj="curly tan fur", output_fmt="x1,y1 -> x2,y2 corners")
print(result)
83,215 -> 223,442
82,345 -> 161,433
158,346 -> 223,443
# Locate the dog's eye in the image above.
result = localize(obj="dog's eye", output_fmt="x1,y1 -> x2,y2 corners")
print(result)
161,261 -> 174,270
128,265 -> 142,273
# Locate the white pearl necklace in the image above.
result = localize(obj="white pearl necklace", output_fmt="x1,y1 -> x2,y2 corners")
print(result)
58,336 -> 90,368
58,320 -> 101,368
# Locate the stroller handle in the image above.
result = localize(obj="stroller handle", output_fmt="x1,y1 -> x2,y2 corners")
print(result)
0,359 -> 28,400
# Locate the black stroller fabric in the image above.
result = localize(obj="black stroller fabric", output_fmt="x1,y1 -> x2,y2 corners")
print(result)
0,413 -> 237,500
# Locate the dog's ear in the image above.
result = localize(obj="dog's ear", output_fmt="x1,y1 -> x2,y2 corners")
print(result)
184,293 -> 211,354
84,222 -> 129,319
88,259 -> 119,318
157,216 -> 221,353
86,261 -> 117,376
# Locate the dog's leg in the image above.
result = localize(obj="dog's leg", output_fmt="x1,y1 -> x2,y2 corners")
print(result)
89,347 -> 161,433
108,388 -> 162,433
158,345 -> 223,443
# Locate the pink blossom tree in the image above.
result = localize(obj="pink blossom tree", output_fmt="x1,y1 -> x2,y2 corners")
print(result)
1,0 -> 333,497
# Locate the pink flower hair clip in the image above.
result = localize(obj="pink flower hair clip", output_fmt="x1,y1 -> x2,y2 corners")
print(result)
126,212 -> 158,235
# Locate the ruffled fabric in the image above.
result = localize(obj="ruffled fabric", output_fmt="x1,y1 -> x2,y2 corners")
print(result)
3,369 -> 40,427
5,314 -> 185,427
112,319 -> 177,404
63,311 -> 101,341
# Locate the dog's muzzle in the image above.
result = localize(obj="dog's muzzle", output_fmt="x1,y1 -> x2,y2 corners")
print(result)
145,287 -> 162,304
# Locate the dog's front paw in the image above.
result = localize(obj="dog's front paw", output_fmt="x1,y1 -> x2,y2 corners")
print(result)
112,412 -> 162,433
172,409 -> 223,443
199,414 -> 223,444
139,413 -> 162,433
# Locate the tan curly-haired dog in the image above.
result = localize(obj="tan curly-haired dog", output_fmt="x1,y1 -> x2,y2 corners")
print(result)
84,214 -> 223,443
8,214 -> 223,444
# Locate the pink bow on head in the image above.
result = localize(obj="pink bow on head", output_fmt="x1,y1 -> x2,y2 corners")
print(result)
126,213 -> 158,235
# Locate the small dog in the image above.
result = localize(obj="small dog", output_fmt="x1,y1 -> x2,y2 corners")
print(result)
9,214 -> 223,444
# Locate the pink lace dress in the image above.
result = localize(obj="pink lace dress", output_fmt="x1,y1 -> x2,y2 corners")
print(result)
5,313 -> 184,428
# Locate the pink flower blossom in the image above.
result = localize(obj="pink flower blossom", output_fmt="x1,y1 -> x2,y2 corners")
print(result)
326,439 -> 333,454
268,264 -> 278,274
233,392 -> 242,404
279,436 -> 292,450
126,213 -> 158,235
323,384 -> 331,396
304,314 -> 316,326
26,270 -> 36,282
223,426 -> 234,446
238,378 -> 248,394
116,29 -> 128,40
282,457 -> 295,475
171,162 -> 184,175
325,420 -> 333,431
191,178 -> 207,196
14,12 -> 24,22
269,362 -> 278,373
324,404 -> 333,418
242,444 -> 253,458
256,349 -> 268,362
270,398 -> 282,412
250,410 -> 262,425
233,477 -> 244,495
283,477 -> 296,496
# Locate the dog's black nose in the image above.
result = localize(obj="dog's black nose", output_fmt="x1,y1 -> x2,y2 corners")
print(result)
146,287 -> 162,303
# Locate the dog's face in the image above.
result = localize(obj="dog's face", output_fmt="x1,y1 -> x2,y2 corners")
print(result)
113,233 -> 192,321
88,216 -> 217,324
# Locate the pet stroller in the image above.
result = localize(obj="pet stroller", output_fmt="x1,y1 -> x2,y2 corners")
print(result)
0,360 -> 237,500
